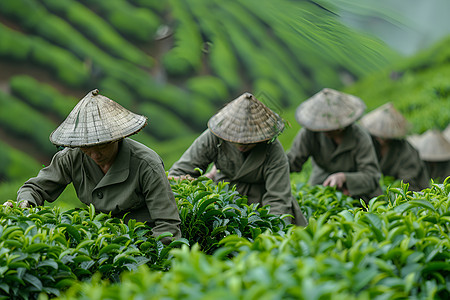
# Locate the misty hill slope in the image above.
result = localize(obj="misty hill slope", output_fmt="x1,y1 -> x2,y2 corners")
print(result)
0,0 -> 402,186
345,36 -> 450,134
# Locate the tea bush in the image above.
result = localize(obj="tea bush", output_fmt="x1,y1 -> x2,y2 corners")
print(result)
2,177 -> 450,299
0,204 -> 188,299
56,179 -> 450,300
0,140 -> 41,182
0,23 -> 31,61
10,75 -> 77,120
171,177 -> 292,254
0,91 -> 57,156
77,0 -> 161,43
40,0 -> 153,67
0,24 -> 89,87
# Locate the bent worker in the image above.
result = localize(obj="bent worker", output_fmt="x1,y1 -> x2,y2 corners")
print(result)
360,102 -> 430,191
11,89 -> 181,243
408,129 -> 450,183
168,92 -> 308,226
287,88 -> 382,203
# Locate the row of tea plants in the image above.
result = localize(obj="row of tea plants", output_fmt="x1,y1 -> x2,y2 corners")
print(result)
1,177 -> 450,299
0,176 -> 289,299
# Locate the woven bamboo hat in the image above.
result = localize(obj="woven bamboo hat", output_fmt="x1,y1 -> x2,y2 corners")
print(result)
295,88 -> 366,131
207,92 -> 285,144
360,102 -> 410,138
407,129 -> 450,161
49,89 -> 147,147
443,124 -> 450,142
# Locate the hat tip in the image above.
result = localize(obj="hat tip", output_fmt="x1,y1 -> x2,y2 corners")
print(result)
243,92 -> 253,99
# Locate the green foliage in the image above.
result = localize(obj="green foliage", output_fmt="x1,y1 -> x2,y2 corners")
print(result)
29,37 -> 89,87
138,102 -> 195,140
1,176 -> 450,299
171,177 -> 291,254
0,204 -> 188,299
293,183 -> 360,220
57,180 -> 450,299
0,23 -> 89,87
40,0 -> 153,67
347,37 -> 450,134
186,76 -> 230,105
162,0 -> 203,77
97,78 -> 134,108
0,140 -> 41,182
9,75 -> 77,120
147,134 -> 199,168
0,91 -> 57,156
74,0 -> 161,43
0,24 -> 31,61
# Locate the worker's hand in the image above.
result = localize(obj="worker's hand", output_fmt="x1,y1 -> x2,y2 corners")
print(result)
19,200 -> 30,208
3,200 -> 30,208
3,201 -> 14,208
323,172 -> 346,189
204,165 -> 217,180
168,174 -> 195,181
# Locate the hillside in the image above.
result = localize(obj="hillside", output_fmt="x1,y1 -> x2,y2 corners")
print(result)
345,36 -> 450,134
3,0 -> 449,204
0,0 -> 397,187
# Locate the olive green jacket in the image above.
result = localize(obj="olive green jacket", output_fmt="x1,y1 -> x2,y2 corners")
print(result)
17,138 -> 181,239
168,130 -> 308,226
373,138 -> 430,191
425,160 -> 450,183
287,124 -> 382,201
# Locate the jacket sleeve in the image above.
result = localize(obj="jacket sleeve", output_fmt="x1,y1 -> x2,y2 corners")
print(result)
344,131 -> 382,197
287,128 -> 311,173
262,142 -> 293,217
17,149 -> 72,206
141,159 -> 181,240
168,130 -> 218,177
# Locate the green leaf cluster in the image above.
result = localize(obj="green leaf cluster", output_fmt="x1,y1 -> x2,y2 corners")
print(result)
171,177 -> 291,254
58,179 -> 450,299
0,204 -> 186,299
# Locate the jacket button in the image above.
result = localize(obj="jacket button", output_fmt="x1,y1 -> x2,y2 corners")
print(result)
97,191 -> 103,199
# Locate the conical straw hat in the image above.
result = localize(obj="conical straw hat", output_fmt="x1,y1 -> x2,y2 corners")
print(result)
443,124 -> 450,142
406,134 -> 421,149
207,92 -> 285,144
407,129 -> 450,161
295,88 -> 366,131
360,102 -> 410,138
50,89 -> 147,147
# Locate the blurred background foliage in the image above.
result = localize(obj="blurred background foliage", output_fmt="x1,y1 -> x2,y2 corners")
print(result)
0,0 -> 449,207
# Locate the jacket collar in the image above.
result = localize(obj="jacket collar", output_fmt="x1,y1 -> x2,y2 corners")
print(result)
89,140 -> 131,189
234,142 -> 267,179
323,125 -> 358,158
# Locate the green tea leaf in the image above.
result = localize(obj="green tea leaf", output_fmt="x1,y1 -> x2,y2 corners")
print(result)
408,200 -> 436,212
197,198 -> 218,216
98,244 -> 122,256
168,238 -> 190,248
156,232 -> 173,241
23,273 -> 43,291
24,243 -> 49,253
57,224 -> 81,243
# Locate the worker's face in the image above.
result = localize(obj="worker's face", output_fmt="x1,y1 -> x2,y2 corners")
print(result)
80,142 -> 119,166
323,129 -> 344,139
232,142 -> 257,152
375,137 -> 389,147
